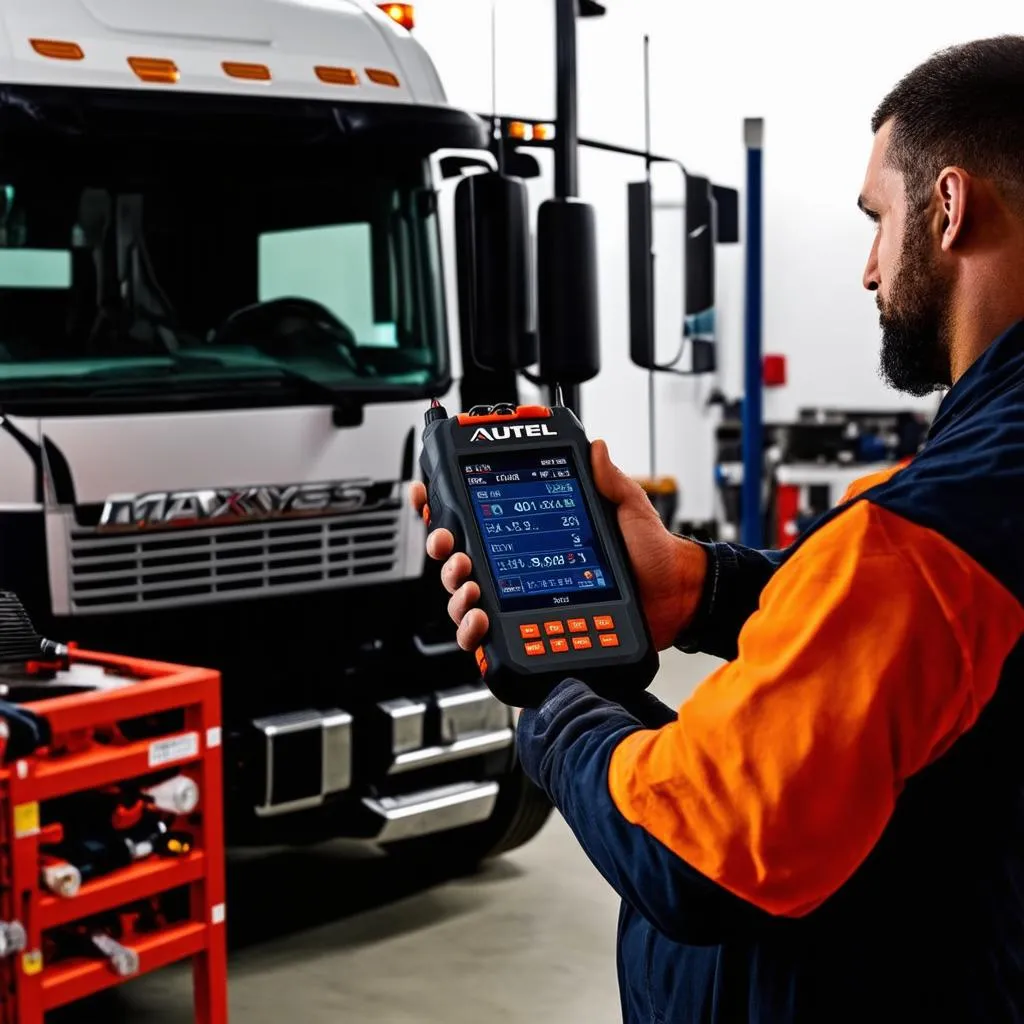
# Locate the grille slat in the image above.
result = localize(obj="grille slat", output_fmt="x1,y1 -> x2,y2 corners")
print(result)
70,515 -> 400,553
69,541 -> 399,583
68,509 -> 404,613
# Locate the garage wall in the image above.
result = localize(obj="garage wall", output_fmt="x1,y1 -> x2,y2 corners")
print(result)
413,0 -> 1009,518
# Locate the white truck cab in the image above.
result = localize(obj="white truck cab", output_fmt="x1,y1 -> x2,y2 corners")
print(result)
0,0 -> 551,855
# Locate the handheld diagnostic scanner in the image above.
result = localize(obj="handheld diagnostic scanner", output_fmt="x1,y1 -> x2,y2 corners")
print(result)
420,402 -> 659,708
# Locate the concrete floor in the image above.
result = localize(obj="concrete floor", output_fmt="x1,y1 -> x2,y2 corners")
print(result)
50,650 -> 716,1024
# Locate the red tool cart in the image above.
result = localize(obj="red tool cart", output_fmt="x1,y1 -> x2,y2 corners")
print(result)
0,648 -> 227,1023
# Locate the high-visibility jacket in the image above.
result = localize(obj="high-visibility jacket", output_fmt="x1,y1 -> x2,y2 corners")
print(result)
517,321 -> 1024,1023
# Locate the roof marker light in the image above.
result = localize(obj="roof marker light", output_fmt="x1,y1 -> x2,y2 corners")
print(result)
366,68 -> 400,88
223,61 -> 271,82
315,66 -> 359,86
30,39 -> 84,61
128,57 -> 180,84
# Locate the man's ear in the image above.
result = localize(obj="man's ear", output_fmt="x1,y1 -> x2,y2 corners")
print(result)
936,167 -> 970,251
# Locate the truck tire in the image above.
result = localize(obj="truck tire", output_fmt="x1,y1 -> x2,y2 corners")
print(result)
387,764 -> 553,870
477,763 -> 554,859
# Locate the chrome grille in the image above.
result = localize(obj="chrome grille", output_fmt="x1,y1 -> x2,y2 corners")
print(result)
66,508 -> 404,613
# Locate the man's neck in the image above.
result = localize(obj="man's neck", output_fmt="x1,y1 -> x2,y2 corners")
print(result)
949,264 -> 1024,383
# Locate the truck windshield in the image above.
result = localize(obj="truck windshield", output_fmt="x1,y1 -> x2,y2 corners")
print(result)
0,89 -> 456,412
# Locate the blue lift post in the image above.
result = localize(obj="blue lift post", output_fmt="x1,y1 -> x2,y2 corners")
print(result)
742,118 -> 765,548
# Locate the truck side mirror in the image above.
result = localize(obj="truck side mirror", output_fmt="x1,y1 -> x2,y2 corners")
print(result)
627,181 -> 655,370
685,174 -> 715,317
502,149 -> 542,180
440,155 -> 493,179
685,176 -> 721,374
712,184 -> 740,244
535,198 -> 601,385
454,172 -> 536,371
628,173 -> 730,374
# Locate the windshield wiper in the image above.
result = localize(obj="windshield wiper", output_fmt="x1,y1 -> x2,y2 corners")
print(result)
0,356 -> 367,426
167,352 -> 364,427
252,366 -> 364,427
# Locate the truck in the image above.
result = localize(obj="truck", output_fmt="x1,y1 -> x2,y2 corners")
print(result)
0,0 -> 564,861
0,0 -> 734,862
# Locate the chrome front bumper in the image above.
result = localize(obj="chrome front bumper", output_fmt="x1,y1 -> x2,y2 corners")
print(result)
363,781 -> 500,843
380,686 -> 513,775
250,685 -> 513,840
251,708 -> 354,817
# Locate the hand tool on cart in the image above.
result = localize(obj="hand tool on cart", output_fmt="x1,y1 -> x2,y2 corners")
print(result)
0,919 -> 27,959
89,931 -> 140,977
39,854 -> 83,898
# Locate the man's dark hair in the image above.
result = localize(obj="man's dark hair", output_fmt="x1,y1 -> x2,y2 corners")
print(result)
872,36 -> 1024,211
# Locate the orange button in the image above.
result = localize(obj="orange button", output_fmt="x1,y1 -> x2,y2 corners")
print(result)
520,623 -> 541,640
567,618 -> 588,633
550,638 -> 569,653
572,636 -> 593,650
544,621 -> 565,635
475,647 -> 486,668
599,632 -> 620,648
593,615 -> 615,631
524,640 -> 546,656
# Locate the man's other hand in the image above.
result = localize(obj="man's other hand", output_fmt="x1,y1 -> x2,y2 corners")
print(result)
409,480 -> 488,651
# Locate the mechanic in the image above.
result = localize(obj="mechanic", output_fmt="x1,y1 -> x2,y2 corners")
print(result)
414,37 -> 1024,1023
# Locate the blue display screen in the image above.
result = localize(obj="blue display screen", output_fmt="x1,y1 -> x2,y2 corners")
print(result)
460,447 -> 620,612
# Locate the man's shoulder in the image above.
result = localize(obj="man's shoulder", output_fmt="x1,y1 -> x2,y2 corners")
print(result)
849,411 -> 1024,602
839,462 -> 912,504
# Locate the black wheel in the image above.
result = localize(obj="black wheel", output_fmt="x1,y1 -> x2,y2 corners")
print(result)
476,761 -> 554,859
386,763 -> 553,869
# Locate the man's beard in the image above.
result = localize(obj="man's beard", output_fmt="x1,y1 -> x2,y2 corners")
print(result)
877,223 -> 953,396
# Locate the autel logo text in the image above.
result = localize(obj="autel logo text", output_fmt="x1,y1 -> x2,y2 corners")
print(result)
469,424 -> 558,443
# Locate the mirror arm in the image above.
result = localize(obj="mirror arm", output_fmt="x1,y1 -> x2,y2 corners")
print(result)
578,135 -> 689,178
650,335 -> 687,373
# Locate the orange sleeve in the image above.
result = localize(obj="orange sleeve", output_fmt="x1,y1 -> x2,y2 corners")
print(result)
609,501 -> 1024,917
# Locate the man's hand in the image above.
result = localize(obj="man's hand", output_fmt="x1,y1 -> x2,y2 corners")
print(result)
410,440 -> 708,651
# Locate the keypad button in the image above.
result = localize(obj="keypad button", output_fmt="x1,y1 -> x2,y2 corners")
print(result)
544,621 -> 565,635
524,640 -> 546,656
599,632 -> 620,648
520,624 -> 541,640
550,638 -> 569,653
567,618 -> 588,633
593,615 -> 615,631
572,636 -> 593,650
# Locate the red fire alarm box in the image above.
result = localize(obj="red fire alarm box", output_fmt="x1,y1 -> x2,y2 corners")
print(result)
763,353 -> 787,387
